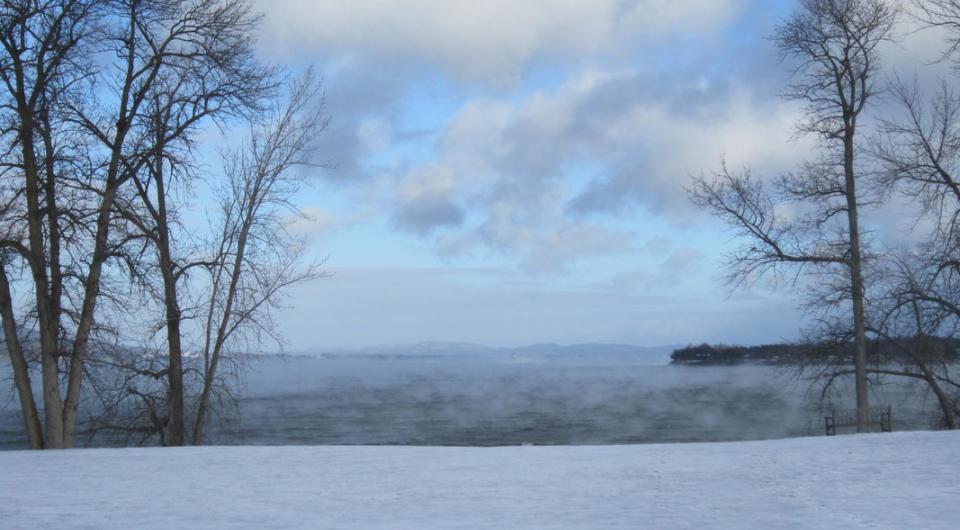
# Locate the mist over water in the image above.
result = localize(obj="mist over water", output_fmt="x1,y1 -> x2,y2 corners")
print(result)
208,354 -> 946,446
0,353 -> 947,449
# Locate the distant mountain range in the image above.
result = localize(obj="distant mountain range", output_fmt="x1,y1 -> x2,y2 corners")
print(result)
283,342 -> 681,365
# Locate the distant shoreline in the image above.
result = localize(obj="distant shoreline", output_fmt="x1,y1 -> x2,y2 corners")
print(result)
670,339 -> 960,366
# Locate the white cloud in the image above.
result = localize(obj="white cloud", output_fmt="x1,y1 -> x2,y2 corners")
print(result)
355,65 -> 816,272
270,1 -> 947,274
257,0 -> 742,83
286,207 -> 359,242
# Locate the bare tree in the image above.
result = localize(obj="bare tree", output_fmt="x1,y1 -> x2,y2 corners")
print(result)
802,252 -> 960,429
690,0 -> 896,430
97,73 -> 328,447
872,272 -> 960,428
868,78 -> 960,428
0,0 -> 272,449
105,0 -> 274,446
912,0 -> 960,64
191,72 -> 327,444
0,0 -> 103,450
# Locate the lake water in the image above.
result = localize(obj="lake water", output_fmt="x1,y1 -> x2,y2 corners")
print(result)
0,354 -> 947,449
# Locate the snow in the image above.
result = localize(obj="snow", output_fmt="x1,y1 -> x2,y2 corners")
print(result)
1,431 -> 957,529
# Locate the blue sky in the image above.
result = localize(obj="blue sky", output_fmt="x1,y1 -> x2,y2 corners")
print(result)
244,0 -> 950,350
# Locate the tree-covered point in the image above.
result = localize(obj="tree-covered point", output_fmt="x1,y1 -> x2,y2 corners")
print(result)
670,338 -> 960,366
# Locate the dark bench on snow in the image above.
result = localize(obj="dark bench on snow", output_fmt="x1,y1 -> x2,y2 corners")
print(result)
825,405 -> 892,435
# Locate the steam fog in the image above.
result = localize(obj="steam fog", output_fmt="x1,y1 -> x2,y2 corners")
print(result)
3,350 -> 942,449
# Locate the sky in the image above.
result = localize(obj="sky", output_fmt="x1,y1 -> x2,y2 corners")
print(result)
244,0 -> 953,351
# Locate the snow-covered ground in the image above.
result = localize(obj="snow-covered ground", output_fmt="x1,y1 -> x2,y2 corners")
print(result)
1,431 -> 957,529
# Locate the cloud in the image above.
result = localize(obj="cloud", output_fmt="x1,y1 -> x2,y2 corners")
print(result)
562,73 -> 814,218
248,0 -> 814,276
257,0 -> 743,84
380,67 -> 809,271
601,246 -> 706,292
286,207 -> 360,242
264,0 -> 947,276
662,247 -> 705,276
393,193 -> 465,235
436,217 -> 637,273
310,64 -> 406,183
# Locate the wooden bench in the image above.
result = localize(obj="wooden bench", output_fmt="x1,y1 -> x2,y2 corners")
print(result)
825,405 -> 892,435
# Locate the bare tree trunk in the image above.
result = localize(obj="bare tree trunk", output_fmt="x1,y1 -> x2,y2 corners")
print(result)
62,206 -> 109,448
154,153 -> 185,447
61,1 -> 144,447
192,220 -> 248,444
162,274 -> 185,446
843,130 -> 871,430
0,268 -> 43,449
917,364 -> 956,429
908,306 -> 956,430
18,112 -> 65,448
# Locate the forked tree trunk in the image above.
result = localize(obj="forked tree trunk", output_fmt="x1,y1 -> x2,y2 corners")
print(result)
192,213 -> 251,444
18,110 -> 65,448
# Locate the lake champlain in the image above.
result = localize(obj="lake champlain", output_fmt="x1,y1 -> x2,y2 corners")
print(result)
0,353 -> 944,449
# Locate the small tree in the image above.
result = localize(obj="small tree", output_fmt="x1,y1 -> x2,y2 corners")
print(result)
191,72 -> 327,443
